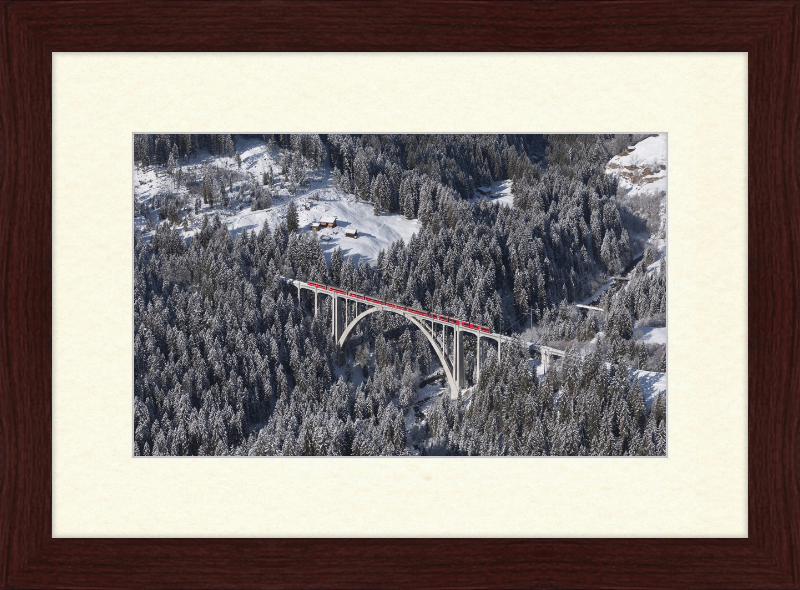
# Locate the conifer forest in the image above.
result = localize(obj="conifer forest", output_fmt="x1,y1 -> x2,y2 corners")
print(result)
134,133 -> 667,456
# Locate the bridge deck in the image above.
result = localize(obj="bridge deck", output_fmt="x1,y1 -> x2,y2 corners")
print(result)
282,277 -> 565,357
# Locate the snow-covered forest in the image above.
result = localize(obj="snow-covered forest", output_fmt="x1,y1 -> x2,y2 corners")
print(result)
133,133 -> 667,456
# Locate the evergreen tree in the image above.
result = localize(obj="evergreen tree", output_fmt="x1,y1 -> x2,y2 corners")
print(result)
286,200 -> 299,233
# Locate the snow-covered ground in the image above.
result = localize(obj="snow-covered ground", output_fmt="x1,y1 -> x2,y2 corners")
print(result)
473,179 -> 514,207
606,134 -> 667,197
628,369 -> 667,409
331,358 -> 368,390
216,192 -> 421,266
529,358 -> 546,378
633,326 -> 667,345
134,137 -> 421,266
403,380 -> 448,442
580,279 -> 616,306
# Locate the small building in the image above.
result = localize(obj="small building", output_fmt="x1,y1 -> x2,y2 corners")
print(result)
319,215 -> 337,228
310,222 -> 321,231
627,145 -> 636,152
476,188 -> 491,196
345,229 -> 358,239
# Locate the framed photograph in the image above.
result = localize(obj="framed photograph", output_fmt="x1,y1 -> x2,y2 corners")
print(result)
2,1 -> 798,588
131,130 -> 668,460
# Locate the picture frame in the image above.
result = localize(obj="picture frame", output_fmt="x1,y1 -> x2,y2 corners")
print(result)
1,1 -> 797,588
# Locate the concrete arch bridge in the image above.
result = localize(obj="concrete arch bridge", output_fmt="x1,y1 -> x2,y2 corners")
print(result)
281,277 -> 564,399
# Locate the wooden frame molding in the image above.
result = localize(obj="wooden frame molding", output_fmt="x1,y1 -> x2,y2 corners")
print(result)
1,1 -> 798,588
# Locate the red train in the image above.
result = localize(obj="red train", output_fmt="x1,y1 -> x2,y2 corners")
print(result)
303,281 -> 490,333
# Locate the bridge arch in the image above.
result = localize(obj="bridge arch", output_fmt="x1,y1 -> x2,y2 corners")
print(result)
337,305 -> 459,397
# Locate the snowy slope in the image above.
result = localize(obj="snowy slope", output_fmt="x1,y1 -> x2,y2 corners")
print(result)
134,138 -> 421,266
208,192 -> 421,266
606,134 -> 667,197
603,133 -> 669,297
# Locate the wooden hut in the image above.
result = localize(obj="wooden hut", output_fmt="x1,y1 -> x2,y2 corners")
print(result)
319,216 -> 337,228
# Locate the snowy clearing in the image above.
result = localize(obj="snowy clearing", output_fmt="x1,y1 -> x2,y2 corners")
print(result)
134,138 -> 422,266
213,192 -> 421,266
473,179 -> 515,208
633,326 -> 667,345
629,369 -> 667,408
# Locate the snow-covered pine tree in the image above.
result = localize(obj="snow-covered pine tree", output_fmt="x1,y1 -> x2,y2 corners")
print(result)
286,200 -> 299,233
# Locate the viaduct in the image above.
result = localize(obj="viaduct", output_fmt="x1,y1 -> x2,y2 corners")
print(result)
281,277 -> 565,399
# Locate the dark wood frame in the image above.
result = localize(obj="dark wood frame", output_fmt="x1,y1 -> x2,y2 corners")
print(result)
1,1 -> 798,588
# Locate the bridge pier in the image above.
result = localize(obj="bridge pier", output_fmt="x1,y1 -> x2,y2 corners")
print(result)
476,335 -> 481,384
330,294 -> 336,338
333,295 -> 346,366
454,328 -> 465,391
332,294 -> 345,342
